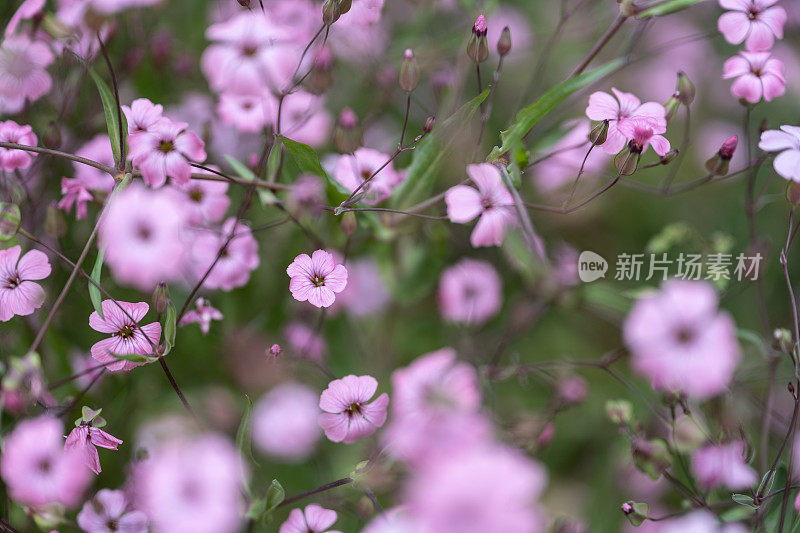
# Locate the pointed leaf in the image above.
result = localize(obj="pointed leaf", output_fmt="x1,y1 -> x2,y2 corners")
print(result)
89,249 -> 104,319
88,67 -> 127,166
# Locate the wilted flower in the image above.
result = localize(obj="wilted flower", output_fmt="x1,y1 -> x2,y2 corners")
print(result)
179,297 -> 223,334
64,424 -> 123,475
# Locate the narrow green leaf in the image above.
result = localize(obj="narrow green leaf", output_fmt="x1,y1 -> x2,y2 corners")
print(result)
489,58 -> 625,161
88,67 -> 127,166
110,352 -> 153,364
162,302 -> 177,356
266,139 -> 282,182
235,395 -> 256,467
89,249 -> 104,319
637,0 -> 707,18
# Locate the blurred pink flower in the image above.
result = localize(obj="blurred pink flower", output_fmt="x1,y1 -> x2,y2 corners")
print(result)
278,91 -> 332,148
445,163 -> 516,247
691,441 -> 757,489
170,172 -> 230,225
287,174 -> 326,216
0,120 -> 37,171
179,297 -> 223,334
340,0 -> 384,25
437,258 -> 502,326
284,321 -> 327,361
217,91 -> 275,133
362,508 -> 417,533
1,352 -> 56,413
333,148 -> 405,205
585,88 -> 666,154
722,51 -> 785,103
0,416 -> 91,508
135,434 -> 245,533
0,245 -> 51,322
617,118 -> 671,156
89,299 -> 162,372
659,510 -> 747,533
129,120 -> 207,188
192,218 -> 260,291
5,0 -> 45,37
718,0 -> 787,51
0,35 -> 54,110
558,376 -> 589,405
758,125 -> 800,181
252,383 -> 321,461
99,183 -> 186,290
59,135 -> 116,219
333,258 -> 390,317
286,250 -> 348,308
123,98 -> 168,135
70,352 -> 105,389
64,425 -> 123,475
623,280 -> 740,399
77,489 -> 148,533
318,374 -> 389,444
279,504 -> 341,533
532,120 -> 608,192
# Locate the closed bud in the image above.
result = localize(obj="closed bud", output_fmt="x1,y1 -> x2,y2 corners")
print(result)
44,203 -> 66,238
151,282 -> 170,314
663,94 -> 680,124
719,135 -> 738,159
774,328 -> 793,353
786,182 -> 800,205
614,150 -> 639,176
497,26 -> 512,57
0,202 -> 21,241
334,108 -> 362,153
676,71 -> 695,105
399,49 -> 420,93
790,382 -> 796,396
341,211 -> 357,236
589,120 -> 609,146
266,343 -> 282,362
237,0 -> 250,6
322,0 -> 341,25
659,149 -> 679,165
423,115 -> 436,134
339,0 -> 352,15
467,16 -> 489,63
306,45 -> 334,94
472,14 -> 487,36
621,501 -> 650,527
705,136 -> 737,176
43,121 -> 62,149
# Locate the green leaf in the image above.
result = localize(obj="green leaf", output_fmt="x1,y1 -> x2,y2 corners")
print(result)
266,139 -> 282,182
637,0 -> 707,18
235,395 -> 256,468
489,58 -> 625,162
89,249 -> 105,319
281,136 -> 329,179
88,67 -> 127,166
731,493 -> 758,509
162,303 -> 177,356
110,352 -> 154,364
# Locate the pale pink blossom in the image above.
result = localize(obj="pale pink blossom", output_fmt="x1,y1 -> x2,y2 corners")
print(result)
340,0 -> 384,25
333,148 -> 405,205
99,184 -> 187,290
77,489 -> 148,533
437,259 -> 502,326
128,120 -> 207,188
0,416 -> 91,508
277,91 -> 332,148
617,118 -> 671,156
532,120 -> 608,192
179,297 -> 223,334
122,98 -> 168,135
0,245 -> 51,322
170,172 -> 230,225
0,120 -> 37,171
191,218 -> 260,291
718,0 -> 787,52
0,352 -> 56,413
70,351 -> 105,389
252,383 -> 321,461
445,164 -> 516,247
362,508 -> 417,533
691,441 -> 757,490
287,174 -> 326,216
59,135 -> 116,219
280,504 -> 341,533
217,90 -> 276,133
585,88 -> 666,154
558,376 -> 589,405
0,35 -> 54,110
333,258 -> 390,317
659,510 -> 747,533
286,250 -> 348,308
623,280 -> 740,399
5,0 -> 45,37
64,425 -> 123,475
285,321 -> 327,361
318,374 -> 389,444
89,299 -> 162,372
722,51 -> 785,104
758,125 -> 800,181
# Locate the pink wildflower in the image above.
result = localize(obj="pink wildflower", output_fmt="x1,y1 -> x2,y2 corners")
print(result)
277,91 -> 332,148
617,118 -> 671,156
285,321 -> 327,361
59,135 -> 115,219
0,245 -> 51,322
585,88 -> 666,154
333,148 -> 405,205
286,250 -> 348,308
532,120 -> 608,192
279,504 -> 341,533
77,489 -> 148,533
718,0 -> 787,52
0,35 -> 54,111
722,51 -> 785,104
170,172 -> 230,225
758,125 -> 800,181
252,383 -> 321,462
318,375 -> 389,444
64,425 -> 123,475
122,98 -> 168,135
128,120 -> 206,188
5,0 -> 45,37
179,297 -> 223,334
691,441 -> 757,490
191,218 -> 260,291
89,300 -> 162,372
0,120 -> 37,171
437,259 -> 502,326
333,258 -> 390,317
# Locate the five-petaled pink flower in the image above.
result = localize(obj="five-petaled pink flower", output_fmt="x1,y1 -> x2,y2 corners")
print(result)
89,300 -> 162,372
0,245 -> 51,322
279,504 -> 342,533
77,489 -> 148,533
128,120 -> 206,188
759,125 -> 800,181
718,0 -> 787,52
122,98 -> 168,135
722,51 -> 785,104
445,163 -> 516,248
0,120 -> 38,171
617,118 -> 671,157
585,88 -> 666,154
64,425 -> 123,475
691,440 -> 757,490
318,374 -> 389,444
179,297 -> 223,334
286,250 -> 348,308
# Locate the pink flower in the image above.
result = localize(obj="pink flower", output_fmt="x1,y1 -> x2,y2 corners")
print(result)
558,376 -> 589,405
287,174 -> 325,216
134,434 -> 246,533
89,299 -> 162,372
59,135 -> 116,219
5,0 -> 45,37
532,120 -> 608,192
585,88 -> 666,154
1,352 -> 56,414
252,383 -> 321,462
445,164 -> 516,247
617,118 -> 671,156
217,90 -> 275,133
333,148 -> 405,205
722,51 -> 785,104
623,280 -> 740,399
659,511 -> 747,533
0,120 -> 37,171
279,504 -> 341,533
285,321 -> 327,361
179,297 -> 223,334
128,120 -> 206,188
318,374 -> 389,444
437,259 -> 502,326
340,0 -> 385,25
64,425 -> 123,475
278,91 -> 332,148
170,172 -> 230,225
286,250 -> 348,308
99,183 -> 187,290
191,218 -> 260,291
691,441 -> 757,490
0,35 -> 54,110
0,416 -> 91,508
718,0 -> 787,52
77,489 -> 148,533
758,125 -> 800,181
0,245 -> 51,322
332,258 -> 390,317
122,98 -> 168,135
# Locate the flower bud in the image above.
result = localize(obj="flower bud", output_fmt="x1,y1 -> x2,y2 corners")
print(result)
43,121 -> 62,149
399,49 -> 420,93
621,501 -> 650,527
333,108 -> 362,153
0,203 -> 21,241
676,71 -> 695,106
339,0 -> 352,15
614,150 -> 638,176
151,282 -> 170,314
719,135 -> 738,159
266,344 -> 282,362
659,149 -> 679,165
497,26 -> 512,57
322,0 -> 341,25
774,328 -> 793,353
341,211 -> 357,236
606,399 -> 633,425
45,203 -> 66,238
787,182 -> 800,206
423,115 -> 436,134
589,120 -> 608,146
705,136 -> 737,176
467,15 -> 489,63
663,93 -> 680,124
